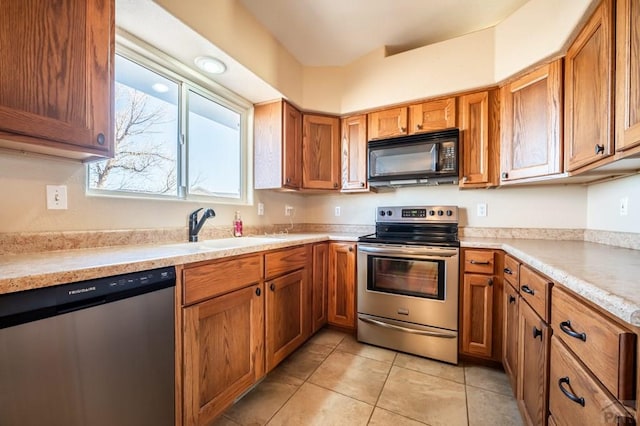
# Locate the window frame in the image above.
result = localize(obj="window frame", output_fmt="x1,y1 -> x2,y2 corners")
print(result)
86,33 -> 253,206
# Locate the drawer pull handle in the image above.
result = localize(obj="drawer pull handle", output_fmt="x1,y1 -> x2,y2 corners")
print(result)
521,285 -> 535,295
532,326 -> 543,340
558,377 -> 585,407
470,260 -> 491,265
509,295 -> 516,304
255,287 -> 261,296
560,320 -> 587,342
504,267 -> 513,275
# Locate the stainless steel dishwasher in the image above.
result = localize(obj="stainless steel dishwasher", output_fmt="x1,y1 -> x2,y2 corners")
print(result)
0,266 -> 176,426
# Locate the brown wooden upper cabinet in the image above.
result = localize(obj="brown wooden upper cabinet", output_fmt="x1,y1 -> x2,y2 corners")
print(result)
254,100 -> 303,190
368,107 -> 408,140
565,0 -> 614,172
0,0 -> 114,161
615,0 -> 640,154
302,114 -> 341,190
408,97 -> 456,134
341,114 -> 368,191
458,90 -> 500,188
501,60 -> 563,182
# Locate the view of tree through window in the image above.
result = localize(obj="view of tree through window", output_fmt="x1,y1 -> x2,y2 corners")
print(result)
88,52 -> 247,202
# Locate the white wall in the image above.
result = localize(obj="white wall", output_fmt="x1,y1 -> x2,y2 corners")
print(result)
587,174 -> 640,233
299,185 -> 588,229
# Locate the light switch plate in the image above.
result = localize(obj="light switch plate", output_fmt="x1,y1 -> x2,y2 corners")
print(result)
477,203 -> 487,217
46,185 -> 68,210
620,197 -> 629,216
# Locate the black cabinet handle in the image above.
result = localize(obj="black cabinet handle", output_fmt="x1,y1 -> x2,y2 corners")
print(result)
560,320 -> 587,342
97,133 -> 105,145
509,295 -> 516,304
501,171 -> 509,179
521,285 -> 535,295
255,287 -> 261,296
532,326 -> 542,340
360,182 -> 365,187
270,283 -> 275,291
595,144 -> 605,155
470,260 -> 491,265
504,267 -> 513,275
487,278 -> 493,286
558,377 -> 585,406
333,182 -> 339,188
348,246 -> 353,252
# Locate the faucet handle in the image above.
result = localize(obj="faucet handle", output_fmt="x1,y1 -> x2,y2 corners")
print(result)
189,208 -> 203,221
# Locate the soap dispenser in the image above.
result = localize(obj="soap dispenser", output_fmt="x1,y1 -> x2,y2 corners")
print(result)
233,211 -> 243,237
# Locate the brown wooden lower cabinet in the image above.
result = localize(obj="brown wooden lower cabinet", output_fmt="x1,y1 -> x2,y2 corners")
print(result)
461,273 -> 494,357
311,242 -> 329,333
503,282 -> 519,394
182,283 -> 265,426
328,242 -> 356,329
517,298 -> 549,426
265,268 -> 309,371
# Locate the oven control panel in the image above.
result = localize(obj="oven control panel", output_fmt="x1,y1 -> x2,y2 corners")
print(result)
377,206 -> 458,223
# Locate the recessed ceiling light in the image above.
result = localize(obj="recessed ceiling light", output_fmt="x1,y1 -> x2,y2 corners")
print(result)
151,83 -> 169,93
194,56 -> 227,74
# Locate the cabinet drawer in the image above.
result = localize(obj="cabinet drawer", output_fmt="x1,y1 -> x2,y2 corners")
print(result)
464,250 -> 495,274
265,245 -> 308,279
503,255 -> 520,287
519,265 -> 552,322
552,287 -> 636,401
183,254 -> 263,305
549,336 -> 634,426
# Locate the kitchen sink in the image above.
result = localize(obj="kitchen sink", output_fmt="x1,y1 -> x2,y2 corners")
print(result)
197,236 -> 285,250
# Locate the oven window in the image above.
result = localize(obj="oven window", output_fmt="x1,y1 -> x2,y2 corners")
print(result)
367,255 -> 445,300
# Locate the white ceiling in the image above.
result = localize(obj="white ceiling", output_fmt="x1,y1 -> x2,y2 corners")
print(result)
239,0 -> 530,66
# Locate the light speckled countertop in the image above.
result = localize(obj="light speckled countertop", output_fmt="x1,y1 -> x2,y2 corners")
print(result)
1,233 -> 639,328
462,238 -> 640,328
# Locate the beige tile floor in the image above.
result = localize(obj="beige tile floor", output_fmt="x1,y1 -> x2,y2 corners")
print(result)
214,329 -> 523,426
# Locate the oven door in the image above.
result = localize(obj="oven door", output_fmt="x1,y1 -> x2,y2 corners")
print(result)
357,243 -> 459,331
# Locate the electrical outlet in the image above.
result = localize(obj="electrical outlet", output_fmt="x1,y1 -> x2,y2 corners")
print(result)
46,185 -> 68,210
477,203 -> 487,217
257,202 -> 264,216
334,206 -> 341,217
284,205 -> 294,216
620,197 -> 629,216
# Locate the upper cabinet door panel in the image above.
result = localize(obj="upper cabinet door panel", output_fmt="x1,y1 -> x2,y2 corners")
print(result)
302,114 -> 340,189
408,97 -> 456,134
341,114 -> 368,191
565,0 -> 614,172
368,107 -> 408,140
283,102 -> 303,188
616,0 -> 640,152
0,0 -> 114,157
500,60 -> 563,181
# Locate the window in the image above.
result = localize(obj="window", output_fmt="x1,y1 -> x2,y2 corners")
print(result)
88,49 -> 249,204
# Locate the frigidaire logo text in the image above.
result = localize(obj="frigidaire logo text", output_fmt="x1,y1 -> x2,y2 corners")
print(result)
69,286 -> 96,295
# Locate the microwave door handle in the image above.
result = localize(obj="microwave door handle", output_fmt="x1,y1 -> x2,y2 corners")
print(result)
358,245 -> 457,258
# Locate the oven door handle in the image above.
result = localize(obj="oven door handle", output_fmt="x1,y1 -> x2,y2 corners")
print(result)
358,245 -> 458,258
358,315 -> 457,339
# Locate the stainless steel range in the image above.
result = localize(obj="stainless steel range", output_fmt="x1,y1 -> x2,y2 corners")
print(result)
357,205 -> 460,364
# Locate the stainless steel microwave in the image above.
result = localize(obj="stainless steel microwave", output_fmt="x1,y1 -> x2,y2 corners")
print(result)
367,129 -> 459,187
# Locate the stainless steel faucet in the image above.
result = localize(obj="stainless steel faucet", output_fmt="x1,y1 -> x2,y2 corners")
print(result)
189,208 -> 216,242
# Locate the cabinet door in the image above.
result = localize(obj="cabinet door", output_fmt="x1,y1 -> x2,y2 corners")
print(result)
565,0 -> 614,172
408,97 -> 456,134
265,269 -> 308,371
503,283 -> 519,394
368,107 -> 408,140
0,0 -> 114,159
283,102 -> 303,188
459,90 -> 500,188
183,283 -> 265,426
302,114 -> 340,190
312,243 -> 329,333
341,115 -> 368,191
328,242 -> 356,329
461,273 -> 494,357
616,0 -> 640,153
501,60 -> 563,182
517,300 -> 549,426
